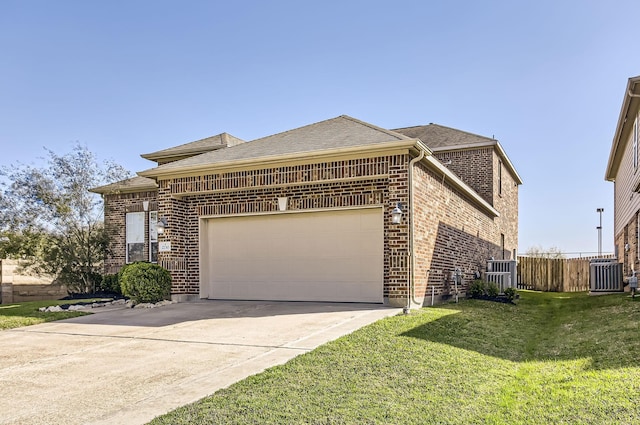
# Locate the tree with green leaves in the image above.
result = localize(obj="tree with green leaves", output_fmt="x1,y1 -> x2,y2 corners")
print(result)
0,144 -> 130,294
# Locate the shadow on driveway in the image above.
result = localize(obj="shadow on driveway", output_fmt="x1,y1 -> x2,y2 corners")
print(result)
1,300 -> 399,425
63,300 -> 390,327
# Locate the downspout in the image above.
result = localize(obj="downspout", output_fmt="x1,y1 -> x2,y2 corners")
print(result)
405,148 -> 426,314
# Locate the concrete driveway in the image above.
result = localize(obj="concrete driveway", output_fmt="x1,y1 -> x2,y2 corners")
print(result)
0,300 -> 399,425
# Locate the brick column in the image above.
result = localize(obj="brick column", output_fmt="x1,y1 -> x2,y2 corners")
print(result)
385,154 -> 410,307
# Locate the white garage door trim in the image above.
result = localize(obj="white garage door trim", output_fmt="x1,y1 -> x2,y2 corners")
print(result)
199,207 -> 383,303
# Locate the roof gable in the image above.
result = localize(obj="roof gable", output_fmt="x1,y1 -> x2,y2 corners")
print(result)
90,176 -> 157,195
394,123 -> 523,185
139,115 -> 413,176
393,123 -> 496,149
141,132 -> 245,163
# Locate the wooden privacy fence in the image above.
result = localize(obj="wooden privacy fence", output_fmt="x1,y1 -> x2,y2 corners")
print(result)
0,259 -> 64,304
517,256 -> 618,292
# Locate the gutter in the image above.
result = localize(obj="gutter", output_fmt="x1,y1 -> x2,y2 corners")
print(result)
138,139 -> 422,179
406,147 -> 426,313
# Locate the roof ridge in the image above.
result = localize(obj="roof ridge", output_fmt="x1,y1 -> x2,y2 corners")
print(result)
141,132 -> 245,160
427,123 -> 497,142
340,115 -> 410,140
248,115 -> 346,143
248,115 -> 410,144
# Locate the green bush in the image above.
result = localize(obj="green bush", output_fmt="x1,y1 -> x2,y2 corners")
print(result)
504,287 -> 517,302
468,280 -> 486,298
120,262 -> 172,304
485,282 -> 499,298
98,273 -> 121,295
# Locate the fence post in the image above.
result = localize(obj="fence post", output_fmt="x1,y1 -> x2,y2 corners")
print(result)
517,256 -> 608,292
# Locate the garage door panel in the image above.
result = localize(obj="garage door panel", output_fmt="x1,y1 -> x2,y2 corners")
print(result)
201,208 -> 383,303
271,236 -> 291,254
360,256 -> 384,281
358,232 -> 384,255
359,215 -> 381,231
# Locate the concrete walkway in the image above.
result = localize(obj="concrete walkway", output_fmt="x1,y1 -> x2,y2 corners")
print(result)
0,300 -> 400,425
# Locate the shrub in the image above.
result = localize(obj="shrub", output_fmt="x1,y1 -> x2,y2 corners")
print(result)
504,287 -> 517,302
485,282 -> 499,298
468,280 -> 486,298
98,273 -> 121,295
120,262 -> 172,304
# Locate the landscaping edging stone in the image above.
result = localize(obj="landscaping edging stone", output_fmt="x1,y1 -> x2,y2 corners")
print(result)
38,299 -> 176,312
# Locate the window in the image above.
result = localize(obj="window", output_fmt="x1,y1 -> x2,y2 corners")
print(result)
149,211 -> 158,263
501,233 -> 505,260
634,115 -> 638,170
126,212 -> 145,263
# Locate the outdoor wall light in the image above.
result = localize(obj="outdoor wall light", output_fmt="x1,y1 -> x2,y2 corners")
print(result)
277,197 -> 288,211
391,203 -> 403,224
157,217 -> 168,234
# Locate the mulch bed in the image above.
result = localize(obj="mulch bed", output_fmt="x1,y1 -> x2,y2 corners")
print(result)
468,294 -> 518,304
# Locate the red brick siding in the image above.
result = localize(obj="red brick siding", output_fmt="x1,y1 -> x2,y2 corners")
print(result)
103,150 -> 519,306
155,155 -> 411,304
492,151 -> 519,259
412,155 -> 513,301
434,148 -> 519,259
102,191 -> 158,274
615,213 -> 638,278
435,148 -> 493,204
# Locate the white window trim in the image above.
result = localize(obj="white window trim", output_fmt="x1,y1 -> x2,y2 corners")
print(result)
126,212 -> 145,263
149,211 -> 158,263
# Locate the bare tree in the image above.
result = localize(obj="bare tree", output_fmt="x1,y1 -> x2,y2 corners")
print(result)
524,245 -> 566,259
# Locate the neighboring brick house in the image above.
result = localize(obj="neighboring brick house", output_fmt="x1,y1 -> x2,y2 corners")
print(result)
606,75 -> 640,278
92,115 -> 521,307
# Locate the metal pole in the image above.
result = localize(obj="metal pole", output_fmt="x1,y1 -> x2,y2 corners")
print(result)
596,208 -> 604,257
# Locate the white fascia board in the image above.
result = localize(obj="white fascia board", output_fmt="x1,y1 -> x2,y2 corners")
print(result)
606,76 -> 640,181
137,139 -> 426,179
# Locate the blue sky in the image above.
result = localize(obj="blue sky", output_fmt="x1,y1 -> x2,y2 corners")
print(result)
1,0 -> 638,255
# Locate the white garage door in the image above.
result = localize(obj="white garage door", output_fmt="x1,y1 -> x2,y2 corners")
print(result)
200,208 -> 383,303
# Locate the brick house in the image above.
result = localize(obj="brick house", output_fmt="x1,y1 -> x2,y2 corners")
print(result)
92,115 -> 521,307
606,75 -> 640,278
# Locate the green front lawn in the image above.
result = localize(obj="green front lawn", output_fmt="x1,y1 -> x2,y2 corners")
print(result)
0,299 -> 93,330
150,291 -> 640,425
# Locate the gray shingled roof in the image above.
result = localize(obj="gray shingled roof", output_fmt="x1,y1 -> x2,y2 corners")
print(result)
395,123 -> 523,184
139,115 -> 412,176
90,176 -> 158,195
392,124 -> 496,150
141,133 -> 245,161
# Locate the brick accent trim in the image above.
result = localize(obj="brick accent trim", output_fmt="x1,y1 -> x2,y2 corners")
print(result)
102,150 -> 518,306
